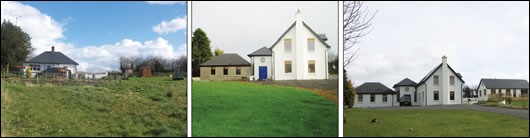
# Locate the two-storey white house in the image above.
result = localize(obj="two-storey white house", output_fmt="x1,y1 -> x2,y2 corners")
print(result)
477,79 -> 529,101
23,46 -> 79,78
248,10 -> 330,81
354,56 -> 465,107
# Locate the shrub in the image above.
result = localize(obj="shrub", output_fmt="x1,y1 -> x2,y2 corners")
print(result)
506,97 -> 513,104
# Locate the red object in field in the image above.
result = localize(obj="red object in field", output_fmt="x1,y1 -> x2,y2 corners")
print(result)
15,66 -> 25,69
58,68 -> 65,73
140,66 -> 152,77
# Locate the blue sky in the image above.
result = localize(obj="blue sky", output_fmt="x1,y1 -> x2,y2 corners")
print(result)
2,1 -> 187,72
18,1 -> 187,47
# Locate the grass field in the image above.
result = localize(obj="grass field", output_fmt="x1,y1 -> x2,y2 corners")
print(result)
486,99 -> 529,109
344,108 -> 529,137
1,77 -> 187,137
192,81 -> 338,137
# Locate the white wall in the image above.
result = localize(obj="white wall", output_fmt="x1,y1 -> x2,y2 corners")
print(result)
354,94 -> 396,108
23,63 -> 77,77
250,56 -> 272,81
418,63 -> 463,105
271,19 -> 328,80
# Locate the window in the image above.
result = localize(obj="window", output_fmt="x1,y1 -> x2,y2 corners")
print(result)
284,39 -> 292,52
450,76 -> 455,85
285,61 -> 292,73
223,67 -> 228,75
370,94 -> 376,102
506,89 -> 511,96
30,64 -> 40,71
211,68 -> 215,75
358,94 -> 363,102
405,87 -> 410,92
383,94 -> 388,102
433,75 -> 439,85
236,67 -> 241,75
450,91 -> 455,100
492,89 -> 496,94
434,91 -> 439,100
307,38 -> 315,51
479,90 -> 482,96
308,60 -> 315,73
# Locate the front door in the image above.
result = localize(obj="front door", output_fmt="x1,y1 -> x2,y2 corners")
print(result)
259,66 -> 267,80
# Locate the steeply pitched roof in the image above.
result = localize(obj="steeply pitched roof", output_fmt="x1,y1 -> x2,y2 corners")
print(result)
269,21 -> 331,50
393,78 -> 417,87
479,79 -> 529,89
200,53 -> 250,67
356,82 -> 396,94
416,63 -> 465,86
248,46 -> 272,57
26,51 -> 79,65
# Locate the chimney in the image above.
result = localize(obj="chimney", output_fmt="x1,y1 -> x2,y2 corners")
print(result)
51,46 -> 55,52
442,55 -> 447,64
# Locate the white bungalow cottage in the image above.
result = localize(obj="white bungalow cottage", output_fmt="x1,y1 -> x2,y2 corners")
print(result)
248,10 -> 330,81
23,46 -> 78,78
354,56 -> 465,107
477,79 -> 529,101
354,82 -> 397,108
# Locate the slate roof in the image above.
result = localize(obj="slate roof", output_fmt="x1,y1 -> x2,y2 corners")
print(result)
26,51 -> 79,65
417,63 -> 465,85
200,53 -> 250,67
356,82 -> 396,94
269,21 -> 332,49
248,46 -> 272,57
318,34 -> 328,41
393,78 -> 417,87
479,79 -> 529,89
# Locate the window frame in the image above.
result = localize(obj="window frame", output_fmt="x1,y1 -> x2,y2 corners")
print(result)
284,61 -> 292,73
450,91 -> 455,100
358,94 -> 363,103
223,67 -> 228,76
370,94 -> 376,103
236,67 -> 241,75
383,94 -> 388,103
434,91 -> 439,101
450,76 -> 455,85
284,39 -> 292,52
308,60 -> 315,73
433,75 -> 439,85
307,38 -> 315,51
211,67 -> 216,75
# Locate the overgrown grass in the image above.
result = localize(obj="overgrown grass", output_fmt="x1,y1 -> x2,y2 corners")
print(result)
192,81 -> 338,137
0,77 -> 187,137
344,108 -> 529,137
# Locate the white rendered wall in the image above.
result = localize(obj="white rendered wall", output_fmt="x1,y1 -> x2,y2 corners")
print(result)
354,94 -> 396,108
251,56 -> 272,81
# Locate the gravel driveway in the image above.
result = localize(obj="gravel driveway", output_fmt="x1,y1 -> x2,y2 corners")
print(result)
368,105 -> 529,120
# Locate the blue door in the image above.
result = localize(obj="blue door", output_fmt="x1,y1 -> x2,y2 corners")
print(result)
259,66 -> 267,80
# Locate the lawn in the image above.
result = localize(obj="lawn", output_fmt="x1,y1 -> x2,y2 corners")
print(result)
192,81 -> 338,137
1,77 -> 187,137
485,99 -> 529,109
344,108 -> 529,137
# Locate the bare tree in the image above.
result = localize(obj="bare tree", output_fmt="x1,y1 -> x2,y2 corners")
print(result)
344,1 -> 377,67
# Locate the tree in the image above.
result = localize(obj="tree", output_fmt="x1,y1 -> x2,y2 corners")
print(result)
214,47 -> 224,57
1,20 -> 33,76
328,52 -> 339,74
192,28 -> 213,77
344,70 -> 356,108
463,85 -> 473,98
343,1 -> 377,67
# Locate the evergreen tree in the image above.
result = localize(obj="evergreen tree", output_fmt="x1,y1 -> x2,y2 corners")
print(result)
191,28 -> 213,77
1,20 -> 33,75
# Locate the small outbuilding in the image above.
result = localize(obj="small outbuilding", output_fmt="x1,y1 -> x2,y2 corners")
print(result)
200,53 -> 251,81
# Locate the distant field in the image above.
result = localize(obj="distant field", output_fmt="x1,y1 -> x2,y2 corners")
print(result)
192,81 -> 338,137
1,77 -> 187,137
344,108 -> 529,137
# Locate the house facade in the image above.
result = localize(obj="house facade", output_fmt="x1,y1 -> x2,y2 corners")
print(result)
477,79 -> 529,101
23,46 -> 79,78
354,82 -> 398,108
200,53 -> 251,81
248,10 -> 330,81
354,56 -> 465,107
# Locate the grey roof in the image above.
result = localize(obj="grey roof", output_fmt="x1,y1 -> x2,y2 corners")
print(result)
26,51 -> 79,65
480,79 -> 529,89
200,53 -> 250,67
269,21 -> 332,50
356,82 -> 396,94
417,63 -> 465,85
318,34 -> 328,41
248,46 -> 272,57
393,78 -> 417,87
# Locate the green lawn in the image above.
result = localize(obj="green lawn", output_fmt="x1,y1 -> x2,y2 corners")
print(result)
1,77 -> 187,137
344,108 -> 529,137
192,81 -> 338,137
485,99 -> 529,109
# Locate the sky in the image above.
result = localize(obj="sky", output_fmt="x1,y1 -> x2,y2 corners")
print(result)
192,1 -> 339,61
346,1 -> 529,88
1,1 -> 187,72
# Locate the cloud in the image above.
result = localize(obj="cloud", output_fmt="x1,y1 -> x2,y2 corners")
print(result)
153,16 -> 187,34
1,1 -> 186,72
146,1 -> 185,5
